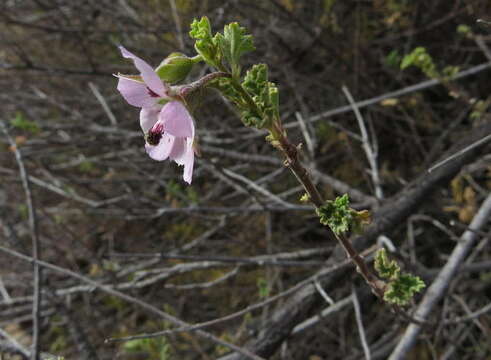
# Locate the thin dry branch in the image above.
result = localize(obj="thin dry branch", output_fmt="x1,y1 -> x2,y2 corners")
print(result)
388,194 -> 491,360
0,246 -> 265,360
352,286 -> 371,360
342,85 -> 383,199
1,121 -> 42,360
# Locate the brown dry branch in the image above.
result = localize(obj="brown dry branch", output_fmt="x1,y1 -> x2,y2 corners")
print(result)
0,246 -> 266,360
0,121 -> 42,360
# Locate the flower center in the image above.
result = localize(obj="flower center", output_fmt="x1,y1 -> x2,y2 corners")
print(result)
146,123 -> 164,146
147,87 -> 160,98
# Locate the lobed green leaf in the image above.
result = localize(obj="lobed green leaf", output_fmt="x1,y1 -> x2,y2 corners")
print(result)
374,248 -> 400,280
383,274 -> 426,306
316,194 -> 353,235
216,22 -> 255,78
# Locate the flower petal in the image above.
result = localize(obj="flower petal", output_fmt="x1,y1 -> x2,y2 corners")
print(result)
168,137 -> 186,160
117,76 -> 155,108
140,105 -> 162,133
119,46 -> 168,97
170,137 -> 194,184
145,133 -> 175,161
182,154 -> 194,184
181,140 -> 195,184
160,101 -> 194,138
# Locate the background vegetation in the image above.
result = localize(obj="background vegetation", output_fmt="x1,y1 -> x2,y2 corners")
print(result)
1,0 -> 490,359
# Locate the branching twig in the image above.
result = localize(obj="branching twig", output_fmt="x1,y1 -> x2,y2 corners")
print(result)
0,326 -> 30,358
291,294 -> 353,336
168,0 -> 185,50
428,132 -> 491,173
105,246 -> 377,343
352,286 -> 371,360
303,62 -> 491,127
0,246 -> 265,360
1,121 -> 42,360
389,194 -> 491,360
342,86 -> 383,199
88,82 -> 117,126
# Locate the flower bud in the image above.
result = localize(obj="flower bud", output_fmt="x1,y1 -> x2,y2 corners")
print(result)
156,52 -> 194,84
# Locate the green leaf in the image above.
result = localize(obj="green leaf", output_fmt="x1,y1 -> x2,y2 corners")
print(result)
242,63 -> 268,93
189,16 -> 221,69
211,77 -> 244,107
10,112 -> 40,134
189,16 -> 212,40
123,339 -> 145,352
123,337 -> 171,359
316,194 -> 353,235
374,248 -> 400,280
442,65 -> 459,78
400,47 -> 438,78
400,47 -> 428,69
300,193 -> 310,202
257,277 -> 270,298
385,49 -> 401,68
215,22 -> 254,78
457,24 -> 471,35
78,161 -> 95,173
384,273 -> 425,306
374,249 -> 426,305
240,64 -> 278,128
159,340 -> 171,360
400,53 -> 415,70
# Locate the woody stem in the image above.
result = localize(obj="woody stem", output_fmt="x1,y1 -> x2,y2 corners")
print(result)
274,125 -> 384,298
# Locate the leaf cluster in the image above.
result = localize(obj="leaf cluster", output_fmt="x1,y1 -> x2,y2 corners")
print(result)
316,194 -> 370,235
10,112 -> 40,134
400,47 -> 438,78
189,17 -> 279,130
189,17 -> 222,70
242,64 -> 279,128
189,16 -> 254,78
123,337 -> 171,360
216,22 -> 254,79
374,248 -> 426,306
401,46 -> 459,80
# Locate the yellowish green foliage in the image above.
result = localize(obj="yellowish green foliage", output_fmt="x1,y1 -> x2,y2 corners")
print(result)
10,112 -> 40,134
319,0 -> 341,33
279,0 -> 295,12
374,249 -> 425,305
123,337 -> 171,360
316,194 -> 371,235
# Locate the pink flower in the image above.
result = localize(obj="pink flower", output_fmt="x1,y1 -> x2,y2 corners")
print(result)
116,46 -> 195,184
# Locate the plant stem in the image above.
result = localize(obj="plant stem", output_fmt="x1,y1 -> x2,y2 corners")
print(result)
274,123 -> 385,298
225,78 -> 385,296
179,71 -> 231,98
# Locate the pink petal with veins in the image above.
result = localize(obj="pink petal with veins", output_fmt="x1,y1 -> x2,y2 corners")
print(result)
177,139 -> 194,184
168,137 -> 186,161
160,101 -> 194,138
117,77 -> 155,108
119,46 -> 168,97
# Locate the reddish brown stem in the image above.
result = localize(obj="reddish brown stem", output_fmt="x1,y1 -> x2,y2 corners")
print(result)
274,124 -> 385,298
179,71 -> 231,98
